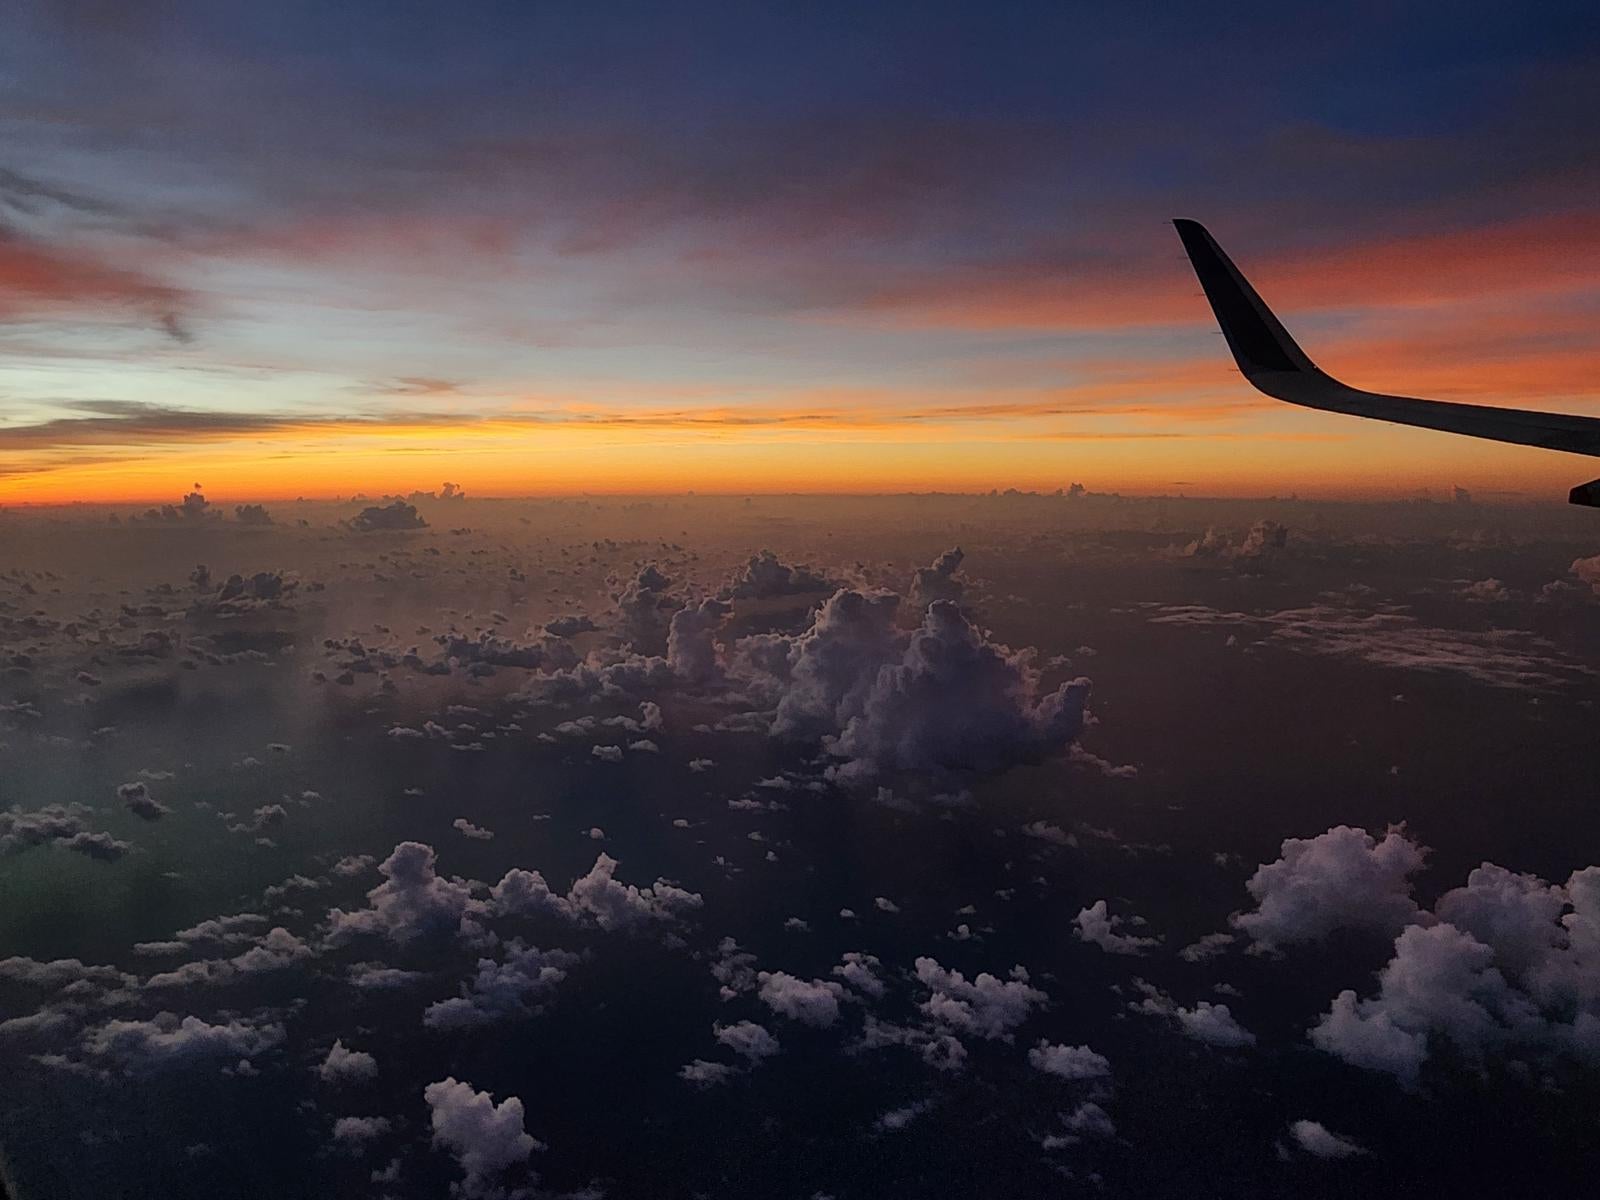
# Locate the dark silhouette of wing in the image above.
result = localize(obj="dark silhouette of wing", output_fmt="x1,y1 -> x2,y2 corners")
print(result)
1173,218 -> 1600,506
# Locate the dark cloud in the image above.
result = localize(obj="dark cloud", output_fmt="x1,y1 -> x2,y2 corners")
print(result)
349,500 -> 427,533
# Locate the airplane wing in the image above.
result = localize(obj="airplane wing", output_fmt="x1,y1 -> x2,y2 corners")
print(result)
1172,218 -> 1600,506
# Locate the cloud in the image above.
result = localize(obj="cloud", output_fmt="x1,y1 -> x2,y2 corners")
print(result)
667,597 -> 731,683
831,951 -> 886,998
757,971 -> 846,1027
424,1077 -> 540,1198
720,550 -> 833,601
326,841 -> 488,945
318,1039 -> 379,1084
1132,983 -> 1256,1048
489,853 -> 702,934
714,1020 -> 781,1062
563,853 -> 702,932
679,1059 -> 737,1088
1027,1040 -> 1111,1080
117,781 -> 171,821
1074,900 -> 1161,955
331,1116 -> 391,1147
1173,1001 -> 1256,1048
1288,1119 -> 1368,1159
82,1012 -> 285,1068
617,564 -> 678,654
768,588 -> 904,741
422,942 -> 579,1030
0,804 -> 128,860
349,500 -> 427,533
1149,603 -> 1593,693
0,232 -> 193,339
1310,861 -> 1600,1082
913,957 -> 1046,1041
829,600 -> 1092,784
909,547 -> 965,608
1234,825 -> 1427,950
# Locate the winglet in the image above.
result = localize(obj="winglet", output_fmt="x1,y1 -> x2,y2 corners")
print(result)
1173,219 -> 1318,380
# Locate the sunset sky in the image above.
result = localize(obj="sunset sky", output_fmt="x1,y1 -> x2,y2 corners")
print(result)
3,0 -> 1599,503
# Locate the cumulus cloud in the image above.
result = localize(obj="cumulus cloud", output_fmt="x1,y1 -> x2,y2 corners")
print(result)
423,941 -> 579,1029
679,1059 -> 736,1088
564,854 -> 702,932
757,971 -> 846,1027
832,951 -> 886,998
667,597 -> 730,683
233,503 -> 273,525
117,781 -> 171,821
1234,825 -> 1428,950
714,1020 -> 781,1062
318,1039 -> 379,1084
0,804 -> 128,861
350,500 -> 427,532
721,549 -> 832,600
331,1116 -> 391,1147
1028,1040 -> 1111,1080
617,564 -> 678,653
1173,1000 -> 1256,1048
909,546 -> 965,608
424,1077 -> 539,1198
490,854 -> 701,934
1132,983 -> 1256,1048
829,600 -> 1091,784
1288,1119 -> 1368,1159
914,957 -> 1046,1041
82,1012 -> 285,1068
1305,857 -> 1600,1081
767,589 -> 903,740
326,841 -> 487,945
1073,900 -> 1159,955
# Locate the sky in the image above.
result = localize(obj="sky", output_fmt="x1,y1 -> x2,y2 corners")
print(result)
3,0 -> 1600,503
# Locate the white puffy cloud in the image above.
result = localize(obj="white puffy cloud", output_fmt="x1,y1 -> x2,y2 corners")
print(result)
318,1039 -> 378,1084
1173,1001 -> 1256,1048
1234,825 -> 1428,950
666,598 -> 730,683
832,951 -> 886,998
0,805 -> 130,861
326,841 -> 487,945
565,854 -> 702,931
1073,900 -> 1159,955
679,1059 -> 736,1088
829,601 -> 1091,784
913,957 -> 1046,1041
769,589 -> 903,740
721,550 -> 833,601
1300,855 -> 1600,1081
117,781 -> 170,820
1288,1119 -> 1367,1159
423,942 -> 579,1029
331,1116 -> 391,1147
757,971 -> 846,1027
909,547 -> 966,608
82,1012 -> 285,1067
617,564 -> 678,653
1027,1040 -> 1110,1080
714,1020 -> 781,1061
1132,982 -> 1256,1049
489,854 -> 701,936
424,1077 -> 540,1198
